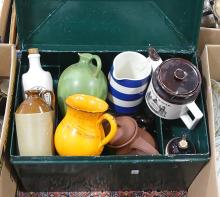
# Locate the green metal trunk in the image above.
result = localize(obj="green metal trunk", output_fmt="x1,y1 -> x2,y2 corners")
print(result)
9,0 -> 210,192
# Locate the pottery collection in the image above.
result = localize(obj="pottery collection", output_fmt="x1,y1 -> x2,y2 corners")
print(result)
15,48 -> 203,157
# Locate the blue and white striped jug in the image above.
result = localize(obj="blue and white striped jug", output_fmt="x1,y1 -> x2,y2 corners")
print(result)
108,49 -> 162,114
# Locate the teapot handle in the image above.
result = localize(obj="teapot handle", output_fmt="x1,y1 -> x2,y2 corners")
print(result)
97,113 -> 117,148
40,90 -> 55,110
90,55 -> 102,78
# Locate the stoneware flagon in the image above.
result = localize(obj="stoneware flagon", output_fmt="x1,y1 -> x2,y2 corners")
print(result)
54,94 -> 117,156
57,53 -> 108,116
15,90 -> 55,156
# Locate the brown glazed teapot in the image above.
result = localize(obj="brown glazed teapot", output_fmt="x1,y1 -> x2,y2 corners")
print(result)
145,58 -> 203,130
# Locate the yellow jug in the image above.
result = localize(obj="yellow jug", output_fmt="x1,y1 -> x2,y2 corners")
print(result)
54,94 -> 117,156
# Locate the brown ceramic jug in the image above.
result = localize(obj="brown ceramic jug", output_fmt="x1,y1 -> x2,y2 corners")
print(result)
15,90 -> 55,156
108,116 -> 159,155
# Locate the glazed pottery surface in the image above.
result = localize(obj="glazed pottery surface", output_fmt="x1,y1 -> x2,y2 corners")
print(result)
15,89 -> 55,156
16,90 -> 54,114
15,111 -> 55,156
145,58 -> 203,130
108,51 -> 152,114
22,48 -> 53,98
57,53 -> 108,116
54,94 -> 117,156
108,116 -> 138,148
165,136 -> 196,155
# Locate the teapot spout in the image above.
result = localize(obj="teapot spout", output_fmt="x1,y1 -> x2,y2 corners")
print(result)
148,47 -> 161,61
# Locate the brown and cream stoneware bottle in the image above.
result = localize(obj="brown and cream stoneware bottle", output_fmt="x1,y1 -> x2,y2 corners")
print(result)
15,89 -> 55,156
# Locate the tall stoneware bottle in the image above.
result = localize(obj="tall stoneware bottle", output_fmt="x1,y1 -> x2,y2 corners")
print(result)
15,90 -> 55,156
22,48 -> 53,96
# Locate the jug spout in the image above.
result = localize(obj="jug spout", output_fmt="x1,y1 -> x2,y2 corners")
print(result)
78,53 -> 93,64
148,47 -> 163,72
65,94 -> 108,113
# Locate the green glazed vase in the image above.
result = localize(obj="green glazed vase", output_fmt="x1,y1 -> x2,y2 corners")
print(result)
57,53 -> 108,116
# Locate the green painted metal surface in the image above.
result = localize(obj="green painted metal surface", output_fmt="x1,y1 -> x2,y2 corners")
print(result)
15,0 -> 203,52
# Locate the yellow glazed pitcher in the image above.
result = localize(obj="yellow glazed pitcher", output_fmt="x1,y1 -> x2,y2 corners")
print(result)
54,94 -> 117,156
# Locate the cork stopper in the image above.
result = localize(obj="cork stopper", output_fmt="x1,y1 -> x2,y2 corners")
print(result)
178,136 -> 188,150
28,48 -> 39,54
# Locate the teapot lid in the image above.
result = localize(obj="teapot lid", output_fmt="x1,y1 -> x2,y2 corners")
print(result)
157,58 -> 201,97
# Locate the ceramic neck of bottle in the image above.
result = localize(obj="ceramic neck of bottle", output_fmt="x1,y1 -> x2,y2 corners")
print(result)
28,54 -> 42,71
25,90 -> 41,98
78,53 -> 92,64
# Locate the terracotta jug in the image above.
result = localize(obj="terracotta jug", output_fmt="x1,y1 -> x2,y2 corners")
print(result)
57,53 -> 108,116
15,90 -> 55,156
54,94 -> 117,156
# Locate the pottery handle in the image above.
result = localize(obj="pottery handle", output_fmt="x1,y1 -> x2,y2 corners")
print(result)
98,113 -> 117,148
40,90 -> 55,110
180,101 -> 203,130
90,55 -> 102,78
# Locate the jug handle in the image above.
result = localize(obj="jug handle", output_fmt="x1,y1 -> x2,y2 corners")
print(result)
40,90 -> 55,110
97,113 -> 117,148
90,55 -> 102,78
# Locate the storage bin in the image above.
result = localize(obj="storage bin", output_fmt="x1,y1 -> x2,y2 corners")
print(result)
9,0 -> 210,192
188,45 -> 220,197
0,44 -> 17,197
